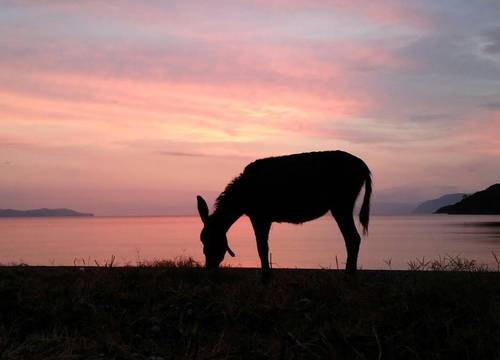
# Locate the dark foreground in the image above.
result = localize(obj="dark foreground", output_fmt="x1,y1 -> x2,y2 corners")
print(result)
1,266 -> 500,360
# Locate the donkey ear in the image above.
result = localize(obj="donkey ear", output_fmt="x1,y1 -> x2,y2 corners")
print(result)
197,195 -> 209,223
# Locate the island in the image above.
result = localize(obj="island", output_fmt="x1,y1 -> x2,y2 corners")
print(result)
435,183 -> 500,214
0,208 -> 94,217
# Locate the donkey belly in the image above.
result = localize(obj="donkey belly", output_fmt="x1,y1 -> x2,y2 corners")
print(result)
247,192 -> 332,224
273,206 -> 330,224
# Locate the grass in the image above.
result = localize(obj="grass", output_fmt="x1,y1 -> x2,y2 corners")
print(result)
1,258 -> 500,359
135,256 -> 202,269
407,254 -> 490,272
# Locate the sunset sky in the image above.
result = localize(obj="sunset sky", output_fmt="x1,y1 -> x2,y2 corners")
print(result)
1,1 -> 500,215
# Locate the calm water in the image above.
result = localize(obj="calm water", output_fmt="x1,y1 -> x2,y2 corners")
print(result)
1,215 -> 500,270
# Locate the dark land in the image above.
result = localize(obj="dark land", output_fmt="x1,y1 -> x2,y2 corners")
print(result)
1,264 -> 500,359
437,183 -> 500,214
413,193 -> 466,214
370,201 -> 415,215
0,208 -> 93,217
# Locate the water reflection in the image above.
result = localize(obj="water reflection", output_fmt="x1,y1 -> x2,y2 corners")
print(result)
1,215 -> 500,269
457,221 -> 500,228
448,221 -> 500,242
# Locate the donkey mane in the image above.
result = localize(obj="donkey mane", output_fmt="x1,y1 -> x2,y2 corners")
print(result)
214,173 -> 245,211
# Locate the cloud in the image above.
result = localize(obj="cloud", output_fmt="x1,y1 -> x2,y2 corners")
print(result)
1,1 -> 500,214
157,151 -> 207,158
156,150 -> 253,160
0,135 -> 34,148
483,26 -> 500,56
409,113 -> 452,122
481,101 -> 500,110
318,116 -> 457,145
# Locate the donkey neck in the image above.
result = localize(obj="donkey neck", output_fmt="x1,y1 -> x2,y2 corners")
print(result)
211,205 -> 243,233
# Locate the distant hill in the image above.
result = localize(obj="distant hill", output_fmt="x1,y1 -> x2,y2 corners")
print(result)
0,208 -> 94,217
371,202 -> 415,215
413,193 -> 466,214
436,184 -> 500,214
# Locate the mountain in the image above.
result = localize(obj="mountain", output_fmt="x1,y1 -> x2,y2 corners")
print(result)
371,202 -> 416,215
413,193 -> 466,214
0,208 -> 94,217
436,184 -> 500,214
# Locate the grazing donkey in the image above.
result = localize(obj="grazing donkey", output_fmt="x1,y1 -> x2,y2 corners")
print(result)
197,150 -> 372,277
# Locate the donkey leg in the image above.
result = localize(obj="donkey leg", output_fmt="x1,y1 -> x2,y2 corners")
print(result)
250,217 -> 272,279
332,211 -> 361,274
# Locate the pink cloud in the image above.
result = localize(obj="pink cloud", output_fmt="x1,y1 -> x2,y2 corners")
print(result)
461,112 -> 500,155
251,0 -> 435,28
2,1 -> 499,214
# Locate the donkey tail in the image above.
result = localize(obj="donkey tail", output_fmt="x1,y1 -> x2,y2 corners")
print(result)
359,171 -> 372,235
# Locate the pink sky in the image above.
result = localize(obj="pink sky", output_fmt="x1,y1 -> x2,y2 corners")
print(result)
1,1 -> 500,215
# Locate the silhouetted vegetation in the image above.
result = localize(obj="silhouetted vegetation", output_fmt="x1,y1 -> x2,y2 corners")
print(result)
406,254 -> 490,272
1,260 -> 500,359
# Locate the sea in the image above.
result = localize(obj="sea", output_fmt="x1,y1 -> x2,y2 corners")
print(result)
1,215 -> 500,270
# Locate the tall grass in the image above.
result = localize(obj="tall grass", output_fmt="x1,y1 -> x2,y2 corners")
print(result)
3,253 -> 500,272
407,254 -> 490,272
135,255 -> 202,268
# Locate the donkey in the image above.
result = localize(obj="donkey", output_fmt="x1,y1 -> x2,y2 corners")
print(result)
197,150 -> 372,277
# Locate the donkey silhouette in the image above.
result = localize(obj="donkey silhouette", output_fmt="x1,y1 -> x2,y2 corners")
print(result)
197,150 -> 372,277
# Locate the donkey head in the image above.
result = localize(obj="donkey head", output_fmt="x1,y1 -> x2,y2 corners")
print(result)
197,195 -> 235,269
